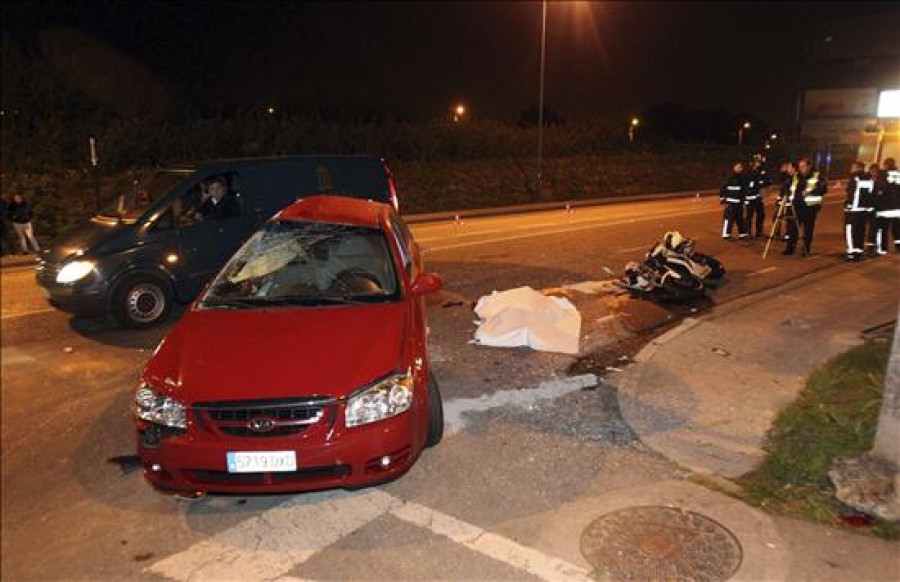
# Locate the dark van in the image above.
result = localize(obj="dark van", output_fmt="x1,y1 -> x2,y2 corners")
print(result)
37,156 -> 400,328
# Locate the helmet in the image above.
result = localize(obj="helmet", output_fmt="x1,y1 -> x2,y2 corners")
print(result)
664,231 -> 684,250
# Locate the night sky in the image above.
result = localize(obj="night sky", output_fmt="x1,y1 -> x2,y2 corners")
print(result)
3,1 -> 899,125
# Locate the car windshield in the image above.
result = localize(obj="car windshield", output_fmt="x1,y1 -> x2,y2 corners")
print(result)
97,171 -> 187,223
199,220 -> 400,309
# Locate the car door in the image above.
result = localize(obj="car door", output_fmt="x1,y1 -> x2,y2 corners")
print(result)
174,172 -> 256,299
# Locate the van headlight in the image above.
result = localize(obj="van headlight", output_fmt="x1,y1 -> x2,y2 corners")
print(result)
345,372 -> 414,427
56,260 -> 95,284
134,382 -> 187,429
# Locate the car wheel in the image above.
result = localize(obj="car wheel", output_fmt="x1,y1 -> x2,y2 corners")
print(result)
112,273 -> 173,329
425,371 -> 444,447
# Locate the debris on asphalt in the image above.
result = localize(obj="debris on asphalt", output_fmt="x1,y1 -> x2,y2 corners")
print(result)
62,346 -> 74,354
472,286 -> 581,354
712,347 -> 731,357
564,280 -> 619,295
441,300 -> 464,308
605,366 -> 623,373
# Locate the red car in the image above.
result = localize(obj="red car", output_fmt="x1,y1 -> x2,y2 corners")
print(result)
134,195 -> 444,495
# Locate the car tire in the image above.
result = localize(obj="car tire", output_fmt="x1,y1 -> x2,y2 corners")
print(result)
112,272 -> 174,329
425,371 -> 444,447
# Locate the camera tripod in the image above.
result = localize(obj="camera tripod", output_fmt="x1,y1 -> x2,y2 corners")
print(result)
762,195 -> 798,259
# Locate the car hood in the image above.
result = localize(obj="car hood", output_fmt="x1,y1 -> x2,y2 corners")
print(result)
145,303 -> 409,403
43,218 -> 129,263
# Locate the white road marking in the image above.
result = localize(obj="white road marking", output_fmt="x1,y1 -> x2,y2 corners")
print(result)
413,202 -> 708,243
148,487 -> 592,582
421,206 -> 722,254
391,501 -> 593,582
0,347 -> 38,366
616,244 -> 650,254
0,307 -> 56,320
442,374 -> 598,435
746,266 -> 777,277
146,490 -> 399,581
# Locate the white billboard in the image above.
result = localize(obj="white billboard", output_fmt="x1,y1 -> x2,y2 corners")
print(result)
877,89 -> 900,118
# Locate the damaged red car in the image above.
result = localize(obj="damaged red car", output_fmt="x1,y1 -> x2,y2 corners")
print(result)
134,195 -> 444,495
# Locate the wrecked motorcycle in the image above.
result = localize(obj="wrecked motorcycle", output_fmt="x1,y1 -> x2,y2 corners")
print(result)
655,231 -> 726,285
617,232 -> 722,302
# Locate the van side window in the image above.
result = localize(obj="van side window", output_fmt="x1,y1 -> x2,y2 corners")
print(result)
178,172 -> 242,226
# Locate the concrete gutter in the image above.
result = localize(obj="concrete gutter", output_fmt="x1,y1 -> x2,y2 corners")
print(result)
402,187 -> 720,224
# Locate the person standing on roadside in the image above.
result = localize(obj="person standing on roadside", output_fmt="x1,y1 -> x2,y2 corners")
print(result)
873,157 -> 900,255
0,195 -> 17,256
784,158 -> 826,256
866,163 -> 882,255
720,162 -> 748,240
7,194 -> 41,255
843,161 -> 874,261
744,158 -> 768,238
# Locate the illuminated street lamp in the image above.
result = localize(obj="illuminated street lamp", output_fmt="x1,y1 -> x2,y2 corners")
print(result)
266,106 -> 275,115
628,117 -> 640,144
770,133 -> 778,140
737,121 -> 751,146
452,104 -> 466,123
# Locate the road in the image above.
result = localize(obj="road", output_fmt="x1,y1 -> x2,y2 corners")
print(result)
3,193 -> 898,580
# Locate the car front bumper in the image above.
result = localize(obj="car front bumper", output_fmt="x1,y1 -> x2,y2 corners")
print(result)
36,262 -> 108,317
136,407 -> 425,494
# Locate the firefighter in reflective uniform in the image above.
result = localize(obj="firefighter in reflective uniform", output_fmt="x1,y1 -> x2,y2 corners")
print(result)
719,162 -> 748,239
784,158 -> 826,256
843,161 -> 874,261
743,159 -> 768,237
866,163 -> 882,255
873,157 -> 900,255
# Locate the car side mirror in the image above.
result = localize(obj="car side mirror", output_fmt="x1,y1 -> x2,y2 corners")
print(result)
412,273 -> 443,296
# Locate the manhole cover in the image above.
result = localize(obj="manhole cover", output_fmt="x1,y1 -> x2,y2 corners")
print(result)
580,506 -> 743,581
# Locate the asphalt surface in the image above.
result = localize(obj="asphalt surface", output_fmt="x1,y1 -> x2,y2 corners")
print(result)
3,192 -> 897,580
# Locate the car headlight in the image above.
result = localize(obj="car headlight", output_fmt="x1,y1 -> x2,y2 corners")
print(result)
345,371 -> 414,428
56,260 -> 95,284
134,382 -> 187,429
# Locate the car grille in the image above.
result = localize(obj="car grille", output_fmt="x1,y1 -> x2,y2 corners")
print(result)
194,397 -> 332,438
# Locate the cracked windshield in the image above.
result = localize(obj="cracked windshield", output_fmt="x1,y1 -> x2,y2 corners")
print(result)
200,221 -> 399,308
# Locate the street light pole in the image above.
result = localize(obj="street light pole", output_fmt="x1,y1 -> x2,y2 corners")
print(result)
737,121 -> 751,146
536,0 -> 547,198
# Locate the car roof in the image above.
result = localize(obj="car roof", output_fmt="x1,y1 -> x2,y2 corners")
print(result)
277,195 -> 389,228
159,155 -> 383,171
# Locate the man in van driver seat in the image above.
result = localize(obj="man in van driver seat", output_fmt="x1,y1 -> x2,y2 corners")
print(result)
195,177 -> 239,220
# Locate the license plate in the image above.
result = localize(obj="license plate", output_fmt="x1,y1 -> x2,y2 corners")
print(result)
226,451 -> 297,473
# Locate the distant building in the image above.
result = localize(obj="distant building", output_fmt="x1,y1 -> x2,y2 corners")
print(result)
798,14 -> 899,169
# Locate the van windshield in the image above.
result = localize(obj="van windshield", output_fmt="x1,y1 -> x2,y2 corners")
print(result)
199,220 -> 400,309
97,171 -> 187,223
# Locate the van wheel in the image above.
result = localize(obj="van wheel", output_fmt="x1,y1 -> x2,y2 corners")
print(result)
112,273 -> 173,329
425,372 -> 444,447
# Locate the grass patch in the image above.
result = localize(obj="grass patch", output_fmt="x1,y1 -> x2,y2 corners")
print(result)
737,337 -> 899,540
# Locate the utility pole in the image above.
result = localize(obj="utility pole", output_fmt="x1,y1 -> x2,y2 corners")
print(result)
89,137 -> 101,211
536,0 -> 547,200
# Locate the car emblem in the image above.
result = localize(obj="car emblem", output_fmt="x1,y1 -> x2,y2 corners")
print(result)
248,418 -> 275,432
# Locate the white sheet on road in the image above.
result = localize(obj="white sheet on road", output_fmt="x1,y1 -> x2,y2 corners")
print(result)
472,286 -> 581,354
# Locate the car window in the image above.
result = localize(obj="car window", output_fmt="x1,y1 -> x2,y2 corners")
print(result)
177,172 -> 242,226
388,214 -> 413,275
199,220 -> 400,309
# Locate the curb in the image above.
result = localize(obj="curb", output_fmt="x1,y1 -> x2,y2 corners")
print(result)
614,256 -> 892,479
